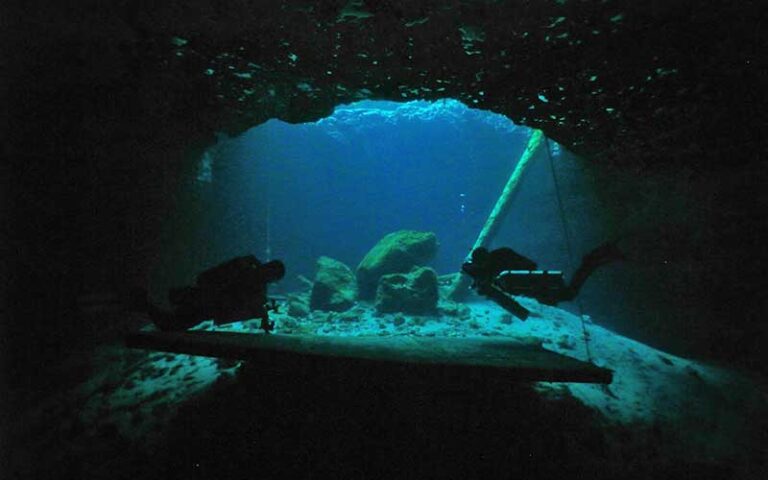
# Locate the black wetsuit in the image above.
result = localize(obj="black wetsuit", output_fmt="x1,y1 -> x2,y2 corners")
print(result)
462,242 -> 623,319
148,256 -> 284,332
468,247 -> 538,280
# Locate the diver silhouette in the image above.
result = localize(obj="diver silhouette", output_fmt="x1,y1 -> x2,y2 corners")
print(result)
461,242 -> 624,320
133,256 -> 285,333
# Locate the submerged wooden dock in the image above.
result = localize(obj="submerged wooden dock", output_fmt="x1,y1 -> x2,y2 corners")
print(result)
126,331 -> 612,384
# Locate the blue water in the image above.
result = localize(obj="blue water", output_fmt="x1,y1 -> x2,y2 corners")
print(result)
154,99 -> 609,304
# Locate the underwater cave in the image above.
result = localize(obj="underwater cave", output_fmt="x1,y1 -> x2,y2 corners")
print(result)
4,1 -> 767,479
153,99 -> 685,348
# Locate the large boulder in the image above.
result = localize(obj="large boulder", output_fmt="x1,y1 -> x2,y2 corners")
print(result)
374,267 -> 439,315
356,230 -> 438,300
309,256 -> 357,312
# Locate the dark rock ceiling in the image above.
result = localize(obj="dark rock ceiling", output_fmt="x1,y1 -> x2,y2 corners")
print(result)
6,0 -> 766,171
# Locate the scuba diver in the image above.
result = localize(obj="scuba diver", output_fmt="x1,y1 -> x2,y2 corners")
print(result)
133,255 -> 285,333
461,242 -> 624,320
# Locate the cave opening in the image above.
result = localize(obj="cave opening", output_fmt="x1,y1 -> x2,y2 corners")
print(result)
152,99 -> 608,305
148,97 -> 719,369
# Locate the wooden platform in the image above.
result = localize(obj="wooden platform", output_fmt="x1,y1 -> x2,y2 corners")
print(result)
126,331 -> 612,384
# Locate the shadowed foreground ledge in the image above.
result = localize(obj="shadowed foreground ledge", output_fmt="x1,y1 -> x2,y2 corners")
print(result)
126,330 -> 613,384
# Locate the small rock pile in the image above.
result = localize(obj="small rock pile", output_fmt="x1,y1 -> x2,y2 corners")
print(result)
304,230 -> 444,316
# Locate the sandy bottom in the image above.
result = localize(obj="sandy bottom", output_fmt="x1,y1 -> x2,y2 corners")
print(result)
7,294 -> 766,479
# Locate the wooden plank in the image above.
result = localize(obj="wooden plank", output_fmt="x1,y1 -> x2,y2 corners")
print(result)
126,331 -> 612,384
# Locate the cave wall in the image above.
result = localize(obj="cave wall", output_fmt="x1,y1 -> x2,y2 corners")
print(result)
5,0 -> 766,388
